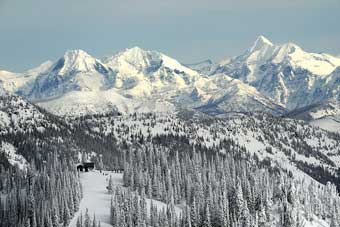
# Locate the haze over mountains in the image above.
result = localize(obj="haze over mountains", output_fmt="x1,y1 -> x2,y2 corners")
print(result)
1,36 -> 340,131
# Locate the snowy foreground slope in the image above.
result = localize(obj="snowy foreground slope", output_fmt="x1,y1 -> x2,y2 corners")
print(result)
68,171 -> 122,227
68,171 -> 182,227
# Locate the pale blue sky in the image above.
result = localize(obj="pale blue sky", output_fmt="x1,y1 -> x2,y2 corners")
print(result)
0,0 -> 339,72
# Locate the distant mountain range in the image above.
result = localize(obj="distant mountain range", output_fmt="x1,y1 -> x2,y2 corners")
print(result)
1,36 -> 340,131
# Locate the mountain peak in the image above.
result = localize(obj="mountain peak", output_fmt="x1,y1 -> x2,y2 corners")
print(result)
256,35 -> 273,45
51,49 -> 99,74
63,49 -> 93,59
120,46 -> 156,60
102,46 -> 165,73
250,35 -> 274,52
106,46 -> 156,60
126,46 -> 147,53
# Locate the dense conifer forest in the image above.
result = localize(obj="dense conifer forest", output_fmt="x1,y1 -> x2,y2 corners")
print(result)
0,154 -> 82,227
108,140 -> 340,227
2,96 -> 340,227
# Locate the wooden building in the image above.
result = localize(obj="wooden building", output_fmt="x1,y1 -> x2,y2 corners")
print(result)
76,162 -> 95,172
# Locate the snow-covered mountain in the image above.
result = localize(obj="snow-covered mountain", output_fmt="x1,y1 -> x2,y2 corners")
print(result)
193,74 -> 286,115
0,61 -> 53,94
31,47 -> 200,115
100,46 -> 201,98
25,49 -> 113,100
0,47 -> 284,116
209,36 -> 340,111
1,38 -> 340,121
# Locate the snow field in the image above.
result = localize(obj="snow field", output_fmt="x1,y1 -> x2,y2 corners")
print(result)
68,171 -> 122,227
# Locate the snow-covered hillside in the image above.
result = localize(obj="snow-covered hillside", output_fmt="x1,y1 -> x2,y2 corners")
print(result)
1,88 -> 339,227
285,98 -> 340,133
0,93 -> 118,170
73,112 -> 340,188
310,117 -> 340,133
0,94 -> 55,134
0,141 -> 28,170
0,93 -> 68,169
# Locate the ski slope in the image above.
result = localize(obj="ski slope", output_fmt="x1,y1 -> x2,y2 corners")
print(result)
68,171 -> 122,227
68,170 -> 182,227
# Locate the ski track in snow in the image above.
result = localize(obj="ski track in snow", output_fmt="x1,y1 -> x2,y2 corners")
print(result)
68,171 -> 123,227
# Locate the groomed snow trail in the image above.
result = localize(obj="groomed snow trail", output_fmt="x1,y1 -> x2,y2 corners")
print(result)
68,171 -> 123,227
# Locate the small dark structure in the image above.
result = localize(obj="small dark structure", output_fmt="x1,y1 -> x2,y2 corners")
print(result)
76,164 -> 83,172
112,168 -> 124,173
77,162 -> 95,172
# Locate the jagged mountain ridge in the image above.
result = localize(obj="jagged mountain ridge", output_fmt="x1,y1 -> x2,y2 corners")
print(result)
1,37 -> 340,121
0,46 -> 286,116
209,36 -> 340,112
0,61 -> 53,94
193,74 -> 286,115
